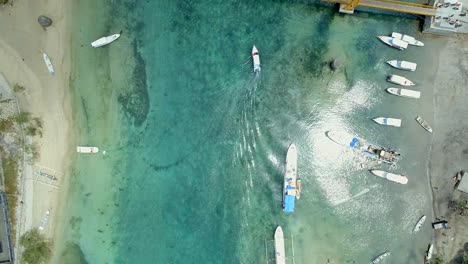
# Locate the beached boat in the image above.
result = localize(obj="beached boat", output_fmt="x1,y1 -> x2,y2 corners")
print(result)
386,88 -> 421,99
283,143 -> 298,212
372,252 -> 390,264
377,36 -> 408,50
38,210 -> 50,231
372,117 -> 402,127
274,226 -> 286,264
370,170 -> 408,185
252,45 -> 261,73
326,131 -> 400,165
91,33 -> 121,48
413,215 -> 427,233
387,60 -> 417,71
391,32 -> 424,47
416,116 -> 433,133
76,146 -> 99,153
42,53 -> 55,76
387,74 -> 415,86
425,244 -> 434,264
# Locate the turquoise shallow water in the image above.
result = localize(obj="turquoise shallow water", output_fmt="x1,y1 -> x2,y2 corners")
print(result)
54,0 -> 439,263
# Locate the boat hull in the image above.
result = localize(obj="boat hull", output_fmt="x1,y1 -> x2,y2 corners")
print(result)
372,117 -> 402,127
377,36 -> 407,50
274,226 -> 286,264
392,32 -> 424,46
327,131 -> 400,165
252,45 -> 261,73
387,60 -> 417,71
91,34 -> 120,48
283,143 -> 297,212
42,53 -> 55,75
76,146 -> 99,153
413,215 -> 426,233
387,88 -> 421,99
416,116 -> 433,132
387,74 -> 415,86
370,170 -> 408,185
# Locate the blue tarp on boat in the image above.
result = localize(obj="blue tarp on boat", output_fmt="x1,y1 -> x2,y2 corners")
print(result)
350,137 -> 359,148
284,194 -> 295,213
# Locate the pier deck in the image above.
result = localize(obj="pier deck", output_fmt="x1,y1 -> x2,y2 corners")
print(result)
325,0 -> 438,16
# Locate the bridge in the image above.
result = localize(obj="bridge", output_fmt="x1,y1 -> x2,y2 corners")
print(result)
324,0 -> 438,16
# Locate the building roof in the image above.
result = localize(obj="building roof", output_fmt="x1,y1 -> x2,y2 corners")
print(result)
457,172 -> 468,193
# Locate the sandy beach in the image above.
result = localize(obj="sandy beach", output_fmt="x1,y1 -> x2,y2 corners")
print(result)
0,0 -> 72,261
429,33 -> 468,262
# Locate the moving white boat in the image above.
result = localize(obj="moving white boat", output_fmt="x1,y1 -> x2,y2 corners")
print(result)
391,32 -> 424,47
370,170 -> 408,185
425,244 -> 434,264
274,226 -> 286,264
252,45 -> 261,73
43,53 -> 55,76
283,144 -> 298,212
386,88 -> 421,99
413,215 -> 426,233
387,74 -> 414,86
372,117 -> 402,127
387,60 -> 417,71
377,36 -> 408,50
76,146 -> 99,153
372,252 -> 390,264
326,131 -> 400,165
416,116 -> 433,133
91,33 -> 121,48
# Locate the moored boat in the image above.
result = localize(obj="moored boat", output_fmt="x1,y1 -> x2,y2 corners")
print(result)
416,116 -> 433,133
370,170 -> 408,185
283,144 -> 298,212
252,45 -> 261,73
326,131 -> 400,165
76,146 -> 99,153
372,117 -> 402,127
425,244 -> 434,264
386,60 -> 417,71
274,226 -> 286,264
413,215 -> 426,233
91,33 -> 121,48
387,74 -> 415,86
391,32 -> 424,47
377,36 -> 408,50
43,53 -> 55,76
386,88 -> 420,99
372,252 -> 390,264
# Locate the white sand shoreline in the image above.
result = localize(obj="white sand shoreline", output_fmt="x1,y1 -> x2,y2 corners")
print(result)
0,0 -> 73,262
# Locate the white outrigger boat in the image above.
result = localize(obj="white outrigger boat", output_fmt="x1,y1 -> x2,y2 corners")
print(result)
326,131 -> 400,165
91,33 -> 121,48
372,252 -> 391,264
283,143 -> 299,212
38,210 -> 50,231
274,226 -> 286,264
425,244 -> 434,264
76,146 -> 99,153
372,117 -> 402,127
387,60 -> 417,71
416,116 -> 433,133
377,36 -> 408,50
386,88 -> 421,99
391,32 -> 424,47
370,170 -> 408,185
387,74 -> 414,86
252,45 -> 261,73
413,215 -> 426,233
43,53 -> 55,75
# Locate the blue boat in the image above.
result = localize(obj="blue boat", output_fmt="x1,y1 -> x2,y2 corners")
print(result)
283,144 -> 298,213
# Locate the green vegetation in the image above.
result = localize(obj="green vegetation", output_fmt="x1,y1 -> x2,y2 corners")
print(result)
431,257 -> 444,264
15,112 -> 30,124
0,0 -> 8,5
20,229 -> 52,264
13,84 -> 26,93
13,112 -> 43,137
0,118 -> 14,133
25,143 -> 40,164
1,154 -> 18,243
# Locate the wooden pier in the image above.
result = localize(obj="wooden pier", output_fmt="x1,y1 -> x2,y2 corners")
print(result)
325,0 -> 437,16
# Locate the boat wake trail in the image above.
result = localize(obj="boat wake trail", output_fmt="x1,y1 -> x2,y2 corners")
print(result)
332,184 -> 379,206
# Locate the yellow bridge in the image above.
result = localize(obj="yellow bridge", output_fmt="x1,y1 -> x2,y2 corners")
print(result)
325,0 -> 437,16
